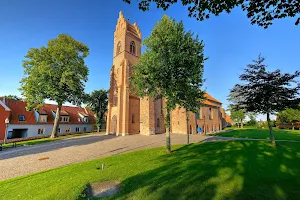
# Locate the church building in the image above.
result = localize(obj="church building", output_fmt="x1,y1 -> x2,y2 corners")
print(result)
106,12 -> 225,136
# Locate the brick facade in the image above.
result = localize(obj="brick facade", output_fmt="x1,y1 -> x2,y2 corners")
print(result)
106,12 -> 225,136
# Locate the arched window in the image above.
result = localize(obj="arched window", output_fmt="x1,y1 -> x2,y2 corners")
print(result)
116,41 -> 121,55
132,114 -> 135,123
157,118 -> 160,128
130,41 -> 136,54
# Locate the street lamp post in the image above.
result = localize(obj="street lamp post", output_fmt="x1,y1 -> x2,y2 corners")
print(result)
4,118 -> 9,144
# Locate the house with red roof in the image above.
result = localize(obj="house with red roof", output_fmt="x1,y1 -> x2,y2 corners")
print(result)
0,98 -> 96,141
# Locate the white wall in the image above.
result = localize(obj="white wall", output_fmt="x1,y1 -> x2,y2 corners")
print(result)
7,124 -> 93,138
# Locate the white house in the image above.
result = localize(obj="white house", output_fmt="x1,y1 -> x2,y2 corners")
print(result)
0,98 -> 96,140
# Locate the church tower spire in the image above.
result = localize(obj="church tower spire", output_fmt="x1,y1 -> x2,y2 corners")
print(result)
106,11 -> 142,136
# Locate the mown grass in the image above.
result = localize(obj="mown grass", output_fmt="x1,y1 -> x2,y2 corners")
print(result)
1,140 -> 300,200
216,127 -> 300,141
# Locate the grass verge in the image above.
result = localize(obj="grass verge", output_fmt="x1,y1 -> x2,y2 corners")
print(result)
215,127 -> 300,141
0,140 -> 300,200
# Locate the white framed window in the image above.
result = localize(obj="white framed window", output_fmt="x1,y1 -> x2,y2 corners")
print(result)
18,115 -> 25,121
60,116 -> 70,122
83,117 -> 88,123
39,115 -> 47,122
76,127 -> 80,132
58,128 -> 61,133
66,128 -> 71,133
38,128 -> 44,135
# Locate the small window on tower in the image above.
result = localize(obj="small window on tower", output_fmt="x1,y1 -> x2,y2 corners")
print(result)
132,114 -> 135,123
130,41 -> 136,54
116,41 -> 121,55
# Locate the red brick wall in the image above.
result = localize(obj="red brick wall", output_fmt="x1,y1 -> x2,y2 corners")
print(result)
0,106 -> 10,140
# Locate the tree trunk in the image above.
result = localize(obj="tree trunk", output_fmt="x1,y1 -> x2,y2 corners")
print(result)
186,112 -> 190,145
166,109 -> 171,153
241,120 -> 243,128
267,113 -> 276,146
50,104 -> 62,138
292,122 -> 294,130
237,122 -> 240,128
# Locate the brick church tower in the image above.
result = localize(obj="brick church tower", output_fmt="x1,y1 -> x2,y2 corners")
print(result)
106,11 -> 165,136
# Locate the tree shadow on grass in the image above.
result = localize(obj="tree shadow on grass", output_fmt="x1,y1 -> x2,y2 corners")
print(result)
102,141 -> 300,200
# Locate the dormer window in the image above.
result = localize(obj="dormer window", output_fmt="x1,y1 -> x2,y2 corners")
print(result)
83,117 -> 88,123
130,41 -> 136,54
39,115 -> 48,122
60,116 -> 70,122
18,115 -> 25,121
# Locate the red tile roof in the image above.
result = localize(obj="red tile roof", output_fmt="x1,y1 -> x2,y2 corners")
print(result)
225,114 -> 234,124
37,108 -> 47,115
0,98 -> 95,125
203,93 -> 222,107
204,93 -> 222,104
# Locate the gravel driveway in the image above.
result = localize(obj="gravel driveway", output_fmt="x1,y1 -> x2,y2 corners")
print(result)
0,133 -> 209,180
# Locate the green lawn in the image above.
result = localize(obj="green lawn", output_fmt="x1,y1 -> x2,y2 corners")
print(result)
215,127 -> 300,141
1,140 -> 300,200
2,132 -> 100,148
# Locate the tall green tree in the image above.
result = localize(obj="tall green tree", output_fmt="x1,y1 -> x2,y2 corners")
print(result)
20,34 -> 89,138
131,15 -> 206,152
123,0 -> 300,28
247,112 -> 257,126
230,55 -> 300,145
278,108 -> 300,130
85,89 -> 108,132
227,92 -> 246,128
229,109 -> 246,128
178,86 -> 205,145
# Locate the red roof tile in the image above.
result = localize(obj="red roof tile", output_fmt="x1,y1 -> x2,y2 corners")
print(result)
203,93 -> 222,107
38,108 -> 47,115
225,114 -> 234,124
1,98 -> 95,125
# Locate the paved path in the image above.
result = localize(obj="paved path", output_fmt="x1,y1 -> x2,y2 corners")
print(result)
0,133 -> 209,180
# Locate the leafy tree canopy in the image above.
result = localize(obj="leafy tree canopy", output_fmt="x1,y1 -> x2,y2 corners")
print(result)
85,89 -> 108,131
20,34 -> 89,109
278,108 -> 300,124
230,55 -> 300,144
123,0 -> 300,28
130,15 -> 206,151
230,55 -> 300,115
20,34 -> 89,137
247,112 -> 257,126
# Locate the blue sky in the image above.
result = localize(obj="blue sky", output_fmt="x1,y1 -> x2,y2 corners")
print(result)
0,0 -> 299,120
